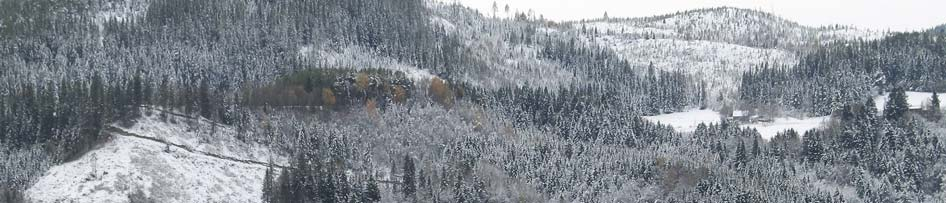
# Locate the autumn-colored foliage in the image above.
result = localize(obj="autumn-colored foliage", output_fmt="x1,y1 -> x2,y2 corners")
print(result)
429,77 -> 453,107
322,88 -> 336,108
392,85 -> 408,103
365,99 -> 379,119
356,72 -> 370,91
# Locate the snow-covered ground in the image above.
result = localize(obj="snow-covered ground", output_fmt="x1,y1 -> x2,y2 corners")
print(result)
302,45 -> 436,82
27,108 -> 287,203
581,21 -> 679,37
643,109 -> 830,139
643,110 -> 722,132
742,116 -> 831,139
644,91 -> 939,139
874,91 -> 943,112
818,28 -> 887,42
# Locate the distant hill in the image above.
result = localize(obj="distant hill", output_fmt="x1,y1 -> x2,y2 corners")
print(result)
576,7 -> 885,51
931,24 -> 946,34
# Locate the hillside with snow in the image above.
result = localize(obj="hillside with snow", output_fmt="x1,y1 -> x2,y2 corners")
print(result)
26,108 -> 288,202
426,4 -> 579,90
592,36 -> 797,107
575,7 -> 885,108
578,7 -> 886,50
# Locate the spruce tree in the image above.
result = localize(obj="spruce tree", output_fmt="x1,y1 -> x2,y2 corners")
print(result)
884,88 -> 909,121
198,79 -> 213,120
262,164 -> 275,203
751,138 -> 761,157
932,92 -> 941,110
365,177 -> 381,202
402,155 -> 416,198
802,131 -> 824,163
930,92 -> 941,121
735,140 -> 748,167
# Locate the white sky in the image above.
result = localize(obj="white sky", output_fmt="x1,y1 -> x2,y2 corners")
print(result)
442,0 -> 946,32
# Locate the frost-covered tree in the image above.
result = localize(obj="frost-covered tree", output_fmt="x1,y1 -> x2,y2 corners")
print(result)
885,88 -> 910,121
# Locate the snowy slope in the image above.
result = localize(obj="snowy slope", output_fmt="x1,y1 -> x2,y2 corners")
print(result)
594,36 -> 797,107
578,7 -> 886,108
27,108 -> 287,203
428,4 -> 579,90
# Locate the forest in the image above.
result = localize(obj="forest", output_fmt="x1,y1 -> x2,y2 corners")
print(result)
2,0 -> 946,202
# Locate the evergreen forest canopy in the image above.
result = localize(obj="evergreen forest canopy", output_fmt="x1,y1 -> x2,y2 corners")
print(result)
1,0 -> 946,202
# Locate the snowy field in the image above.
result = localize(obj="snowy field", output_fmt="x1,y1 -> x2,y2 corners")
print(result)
645,91 -> 941,139
643,110 -> 722,132
742,116 -> 831,139
643,109 -> 830,139
27,108 -> 287,202
874,91 -> 943,112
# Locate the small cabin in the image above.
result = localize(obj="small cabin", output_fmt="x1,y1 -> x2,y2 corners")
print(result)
731,110 -> 750,122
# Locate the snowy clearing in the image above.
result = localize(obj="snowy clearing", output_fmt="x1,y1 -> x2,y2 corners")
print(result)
301,45 -> 436,82
874,91 -> 943,112
27,108 -> 286,203
643,109 -> 722,133
643,109 -> 831,139
742,116 -> 831,139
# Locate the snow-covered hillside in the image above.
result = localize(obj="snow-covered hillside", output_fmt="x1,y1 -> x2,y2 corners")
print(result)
26,108 -> 287,203
578,7 -> 886,50
594,36 -> 797,106
429,4 -> 579,90
577,7 -> 886,108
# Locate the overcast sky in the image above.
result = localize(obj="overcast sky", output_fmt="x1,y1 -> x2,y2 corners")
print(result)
442,0 -> 946,32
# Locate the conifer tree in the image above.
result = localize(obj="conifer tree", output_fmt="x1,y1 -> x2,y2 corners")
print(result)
402,155 -> 416,199
930,92 -> 941,121
366,177 -> 381,202
884,88 -> 909,121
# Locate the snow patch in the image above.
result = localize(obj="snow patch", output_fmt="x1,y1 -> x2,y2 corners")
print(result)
643,109 -> 831,139
302,46 -> 436,82
431,16 -> 457,32
643,109 -> 722,133
743,116 -> 831,139
874,91 -> 942,112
